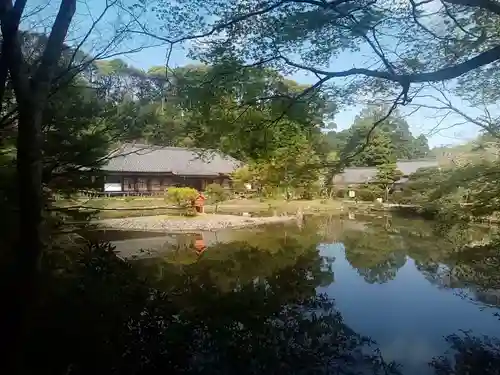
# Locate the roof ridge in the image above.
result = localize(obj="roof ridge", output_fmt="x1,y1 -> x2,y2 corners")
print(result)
343,159 -> 438,169
396,157 -> 437,162
125,142 -> 215,152
123,143 -> 240,163
343,166 -> 379,170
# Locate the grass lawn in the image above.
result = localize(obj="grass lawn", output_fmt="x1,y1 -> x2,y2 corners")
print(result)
205,199 -> 347,215
55,197 -> 184,220
55,196 -> 370,219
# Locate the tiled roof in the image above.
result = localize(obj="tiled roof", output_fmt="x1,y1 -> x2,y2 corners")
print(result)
395,159 -> 440,175
100,143 -> 241,176
334,159 -> 439,184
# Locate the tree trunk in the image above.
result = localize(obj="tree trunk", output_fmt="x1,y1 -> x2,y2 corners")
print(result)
2,104 -> 43,373
0,53 -> 8,114
0,1 -> 76,372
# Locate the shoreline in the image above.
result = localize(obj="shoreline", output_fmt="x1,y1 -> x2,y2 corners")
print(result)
95,214 -> 297,232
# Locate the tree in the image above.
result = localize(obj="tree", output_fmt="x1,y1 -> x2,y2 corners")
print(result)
375,164 -> 403,201
0,2 -> 192,367
247,134 -> 323,199
231,166 -> 254,192
205,183 -> 230,212
413,134 -> 430,159
170,63 -> 334,162
333,106 -> 429,167
0,2 -> 80,366
344,125 -> 396,167
131,0 -> 500,136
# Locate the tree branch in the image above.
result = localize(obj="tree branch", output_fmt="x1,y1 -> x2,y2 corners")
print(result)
281,43 -> 500,84
31,0 -> 76,102
411,85 -> 500,138
0,0 -> 30,103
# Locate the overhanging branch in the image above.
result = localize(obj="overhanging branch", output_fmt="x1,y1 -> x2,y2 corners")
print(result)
281,44 -> 500,84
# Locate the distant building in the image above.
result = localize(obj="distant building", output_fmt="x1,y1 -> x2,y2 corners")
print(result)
99,143 -> 241,193
333,158 -> 439,187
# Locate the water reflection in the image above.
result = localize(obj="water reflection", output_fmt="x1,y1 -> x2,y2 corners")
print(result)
75,214 -> 500,375
34,233 -> 399,375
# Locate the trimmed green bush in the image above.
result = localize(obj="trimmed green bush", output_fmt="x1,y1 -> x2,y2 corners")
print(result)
165,187 -> 199,207
355,189 -> 377,202
335,189 -> 346,198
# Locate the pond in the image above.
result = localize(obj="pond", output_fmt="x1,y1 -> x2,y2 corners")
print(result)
89,213 -> 500,375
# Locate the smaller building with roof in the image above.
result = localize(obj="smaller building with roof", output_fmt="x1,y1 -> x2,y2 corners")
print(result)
333,159 -> 439,187
99,143 -> 241,193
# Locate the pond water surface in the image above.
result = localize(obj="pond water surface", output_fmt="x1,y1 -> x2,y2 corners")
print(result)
92,214 -> 500,374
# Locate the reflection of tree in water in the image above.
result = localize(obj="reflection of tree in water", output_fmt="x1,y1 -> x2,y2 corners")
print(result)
31,215 -> 500,375
446,245 -> 500,292
25,238 -> 399,375
341,226 -> 407,284
414,226 -> 500,375
414,261 -> 466,290
336,214 -> 500,374
413,238 -> 500,304
354,252 -> 407,284
340,215 -> 470,285
340,214 -> 494,290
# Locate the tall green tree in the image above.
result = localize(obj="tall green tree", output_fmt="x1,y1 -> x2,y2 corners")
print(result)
375,163 -> 403,201
246,133 -> 323,199
171,62 -> 335,162
342,124 -> 396,167
413,134 -> 430,159
335,106 -> 429,166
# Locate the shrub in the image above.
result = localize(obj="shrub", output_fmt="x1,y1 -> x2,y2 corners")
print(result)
335,189 -> 346,198
261,185 -> 280,199
355,189 -> 379,202
165,187 -> 199,207
390,191 -> 403,204
294,181 -> 322,200
205,183 -> 230,212
391,191 -> 413,204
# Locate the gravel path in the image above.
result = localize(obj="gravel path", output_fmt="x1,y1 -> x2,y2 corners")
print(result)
95,214 -> 296,232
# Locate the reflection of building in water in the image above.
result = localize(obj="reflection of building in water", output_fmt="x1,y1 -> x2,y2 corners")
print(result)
112,229 -> 244,258
317,217 -> 368,243
473,289 -> 500,307
194,233 -> 206,255
111,234 -> 179,258
296,209 -> 304,229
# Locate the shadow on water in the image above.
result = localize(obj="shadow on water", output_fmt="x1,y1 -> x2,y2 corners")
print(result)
26,214 -> 500,374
